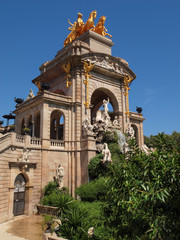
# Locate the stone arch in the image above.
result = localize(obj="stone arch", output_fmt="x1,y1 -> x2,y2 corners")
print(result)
90,87 -> 119,120
34,111 -> 40,138
13,173 -> 27,216
50,110 -> 65,140
131,124 -> 139,144
53,89 -> 66,95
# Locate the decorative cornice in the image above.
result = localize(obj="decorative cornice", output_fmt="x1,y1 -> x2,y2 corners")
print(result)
81,52 -> 136,81
9,161 -> 37,169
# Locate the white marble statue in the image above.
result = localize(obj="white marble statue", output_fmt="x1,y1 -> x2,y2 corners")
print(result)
141,144 -> 150,155
104,115 -> 111,131
96,109 -> 104,122
113,116 -> 121,129
103,98 -> 109,117
88,227 -> 95,238
56,164 -> 64,188
82,118 -> 94,136
26,89 -> 35,100
18,148 -> 30,162
102,143 -> 112,163
126,124 -> 135,140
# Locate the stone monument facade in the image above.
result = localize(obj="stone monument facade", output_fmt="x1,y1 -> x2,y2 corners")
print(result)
0,12 -> 144,223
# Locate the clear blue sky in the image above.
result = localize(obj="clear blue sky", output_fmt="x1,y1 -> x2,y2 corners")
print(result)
0,0 -> 180,136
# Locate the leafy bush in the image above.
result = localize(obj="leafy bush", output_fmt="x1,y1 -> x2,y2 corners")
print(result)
102,136 -> 180,239
43,181 -> 59,196
42,214 -> 57,233
108,142 -> 123,164
88,153 -> 108,180
57,204 -> 89,240
144,131 -> 180,152
103,131 -> 118,144
53,193 -> 74,217
76,177 -> 108,202
40,182 -> 71,211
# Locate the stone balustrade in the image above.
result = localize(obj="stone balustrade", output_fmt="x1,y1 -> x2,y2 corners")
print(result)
0,132 -> 65,152
50,139 -> 64,147
31,137 -> 41,145
16,134 -> 25,143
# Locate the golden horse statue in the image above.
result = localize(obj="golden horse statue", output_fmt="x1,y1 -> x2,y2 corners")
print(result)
83,10 -> 97,33
93,16 -> 112,38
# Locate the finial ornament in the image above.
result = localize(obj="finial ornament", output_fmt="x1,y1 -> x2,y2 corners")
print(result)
64,11 -> 112,47
62,62 -> 71,87
83,61 -> 95,109
124,75 -> 133,118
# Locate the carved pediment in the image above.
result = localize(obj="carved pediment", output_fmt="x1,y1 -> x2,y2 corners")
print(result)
84,55 -> 129,77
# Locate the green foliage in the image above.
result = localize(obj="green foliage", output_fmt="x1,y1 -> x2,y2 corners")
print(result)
88,133 -> 122,180
76,177 -> 107,202
144,131 -> 180,152
102,135 -> 180,239
42,214 -> 57,233
88,153 -> 107,180
57,204 -> 89,240
23,127 -> 31,132
53,193 -> 74,217
104,131 -> 123,164
108,142 -> 123,164
9,124 -> 15,130
43,181 -> 59,196
103,131 -> 118,144
40,182 -> 71,210
41,132 -> 180,239
79,201 -> 113,240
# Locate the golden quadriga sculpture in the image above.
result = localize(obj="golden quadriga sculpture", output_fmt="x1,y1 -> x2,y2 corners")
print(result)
64,11 -> 112,47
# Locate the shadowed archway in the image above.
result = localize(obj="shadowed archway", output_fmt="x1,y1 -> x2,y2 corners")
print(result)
90,88 -> 119,120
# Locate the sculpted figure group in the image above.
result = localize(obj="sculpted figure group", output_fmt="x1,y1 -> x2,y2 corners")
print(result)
64,11 -> 112,47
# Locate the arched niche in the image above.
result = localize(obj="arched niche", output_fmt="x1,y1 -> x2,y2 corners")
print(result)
90,88 -> 119,120
34,112 -> 40,138
50,110 -> 65,140
13,173 -> 27,216
21,118 -> 25,135
27,115 -> 33,136
131,124 -> 139,144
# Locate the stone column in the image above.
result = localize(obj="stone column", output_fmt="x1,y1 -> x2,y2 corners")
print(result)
121,83 -> 126,132
24,186 -> 33,215
80,135 -> 96,184
32,115 -> 35,137
40,102 -> 50,187
75,67 -> 82,189
8,187 -> 15,220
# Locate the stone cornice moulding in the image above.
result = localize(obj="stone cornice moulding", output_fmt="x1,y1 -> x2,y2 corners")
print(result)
9,161 -> 37,169
14,91 -> 72,114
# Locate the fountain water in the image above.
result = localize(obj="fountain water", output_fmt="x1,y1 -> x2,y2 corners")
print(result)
115,129 -> 126,153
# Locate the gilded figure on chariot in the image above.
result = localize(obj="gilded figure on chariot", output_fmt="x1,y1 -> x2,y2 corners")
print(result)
64,11 -> 112,47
